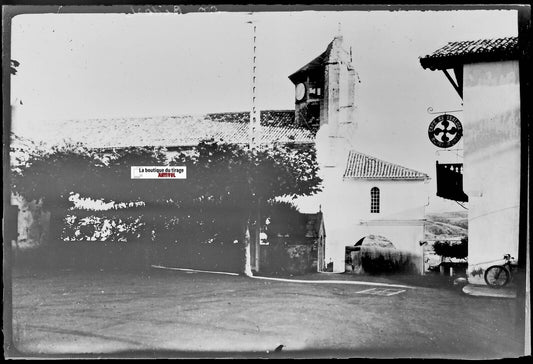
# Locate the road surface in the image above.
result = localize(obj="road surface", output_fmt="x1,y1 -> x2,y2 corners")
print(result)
7,269 -> 525,359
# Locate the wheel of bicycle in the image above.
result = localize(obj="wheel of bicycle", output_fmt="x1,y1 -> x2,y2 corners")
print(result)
484,265 -> 510,288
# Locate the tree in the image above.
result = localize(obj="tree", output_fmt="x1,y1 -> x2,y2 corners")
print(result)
180,140 -> 321,274
433,237 -> 468,259
11,143 -> 103,246
12,139 -> 322,273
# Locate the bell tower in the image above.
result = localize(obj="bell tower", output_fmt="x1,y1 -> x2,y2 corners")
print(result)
288,57 -> 324,131
288,34 -> 357,134
288,34 -> 360,274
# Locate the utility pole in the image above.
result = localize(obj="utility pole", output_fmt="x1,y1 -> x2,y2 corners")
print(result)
249,21 -> 260,151
243,17 -> 261,276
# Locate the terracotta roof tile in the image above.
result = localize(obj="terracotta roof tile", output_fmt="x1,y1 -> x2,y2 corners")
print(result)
13,110 -> 313,150
344,150 -> 429,180
420,36 -> 519,70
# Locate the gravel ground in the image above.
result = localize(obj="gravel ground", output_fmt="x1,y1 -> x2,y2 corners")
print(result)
6,268 -> 525,359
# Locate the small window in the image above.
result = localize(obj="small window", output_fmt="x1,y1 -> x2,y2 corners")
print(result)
370,187 -> 380,213
308,87 -> 323,98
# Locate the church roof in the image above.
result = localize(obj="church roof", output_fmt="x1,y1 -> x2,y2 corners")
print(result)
419,36 -> 519,70
343,150 -> 429,180
12,110 -> 314,150
288,44 -> 332,83
288,35 -> 353,84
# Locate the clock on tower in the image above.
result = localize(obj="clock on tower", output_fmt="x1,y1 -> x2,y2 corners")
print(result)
295,83 -> 306,102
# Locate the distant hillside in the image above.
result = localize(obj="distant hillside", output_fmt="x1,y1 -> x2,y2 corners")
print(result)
425,211 -> 467,240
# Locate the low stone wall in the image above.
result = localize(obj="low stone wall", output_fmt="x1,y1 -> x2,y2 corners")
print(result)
260,241 -> 315,275
346,246 -> 420,275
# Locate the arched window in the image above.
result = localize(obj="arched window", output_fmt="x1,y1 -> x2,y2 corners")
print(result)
370,187 -> 380,213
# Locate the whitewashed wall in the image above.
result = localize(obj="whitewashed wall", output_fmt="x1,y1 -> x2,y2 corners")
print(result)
322,178 -> 428,273
462,60 -> 521,285
294,127 -> 429,273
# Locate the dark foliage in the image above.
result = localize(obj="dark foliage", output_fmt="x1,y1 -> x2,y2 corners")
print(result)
433,237 -> 468,259
12,143 -> 103,211
262,201 -> 307,239
12,140 -> 322,270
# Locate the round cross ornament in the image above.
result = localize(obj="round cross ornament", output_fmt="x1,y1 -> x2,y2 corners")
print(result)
428,114 -> 463,148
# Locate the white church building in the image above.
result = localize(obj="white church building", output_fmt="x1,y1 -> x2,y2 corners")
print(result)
10,33 -> 431,276
290,35 -> 430,274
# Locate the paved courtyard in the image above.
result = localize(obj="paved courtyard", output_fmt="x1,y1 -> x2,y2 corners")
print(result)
6,268 -> 525,359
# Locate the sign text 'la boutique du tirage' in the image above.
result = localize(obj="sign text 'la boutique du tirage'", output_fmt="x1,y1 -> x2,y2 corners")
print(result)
131,166 -> 187,179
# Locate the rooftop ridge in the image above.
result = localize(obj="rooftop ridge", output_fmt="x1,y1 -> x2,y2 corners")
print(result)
12,111 -> 313,151
21,109 -> 297,128
344,149 -> 429,180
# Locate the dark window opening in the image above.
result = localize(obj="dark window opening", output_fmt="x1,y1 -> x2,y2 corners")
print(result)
371,187 -> 380,213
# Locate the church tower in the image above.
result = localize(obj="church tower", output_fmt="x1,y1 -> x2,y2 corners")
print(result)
288,34 -> 358,167
288,35 -> 357,130
288,34 -> 360,273
288,35 -> 429,275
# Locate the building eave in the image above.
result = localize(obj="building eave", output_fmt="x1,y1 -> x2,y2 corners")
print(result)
343,177 -> 430,182
419,52 -> 520,71
419,36 -> 520,71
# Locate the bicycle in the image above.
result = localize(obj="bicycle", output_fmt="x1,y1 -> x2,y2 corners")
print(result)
484,254 -> 516,288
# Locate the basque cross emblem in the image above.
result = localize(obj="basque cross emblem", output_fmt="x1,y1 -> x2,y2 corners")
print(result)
428,114 -> 463,148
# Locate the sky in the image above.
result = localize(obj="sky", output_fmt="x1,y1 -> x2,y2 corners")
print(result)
10,8 -> 518,212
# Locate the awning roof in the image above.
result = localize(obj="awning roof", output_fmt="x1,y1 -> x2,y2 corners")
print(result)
419,36 -> 519,71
